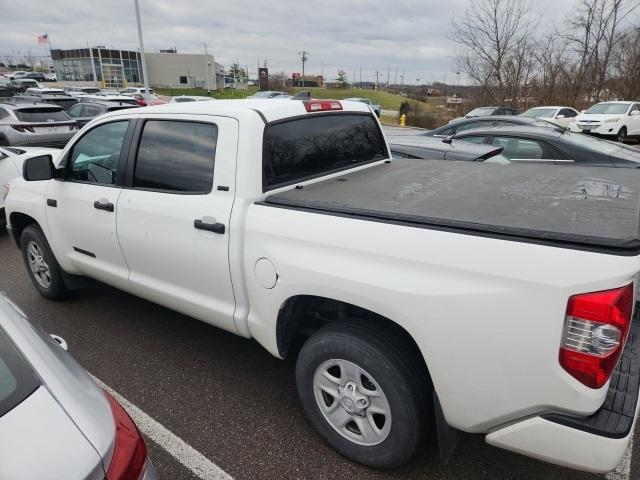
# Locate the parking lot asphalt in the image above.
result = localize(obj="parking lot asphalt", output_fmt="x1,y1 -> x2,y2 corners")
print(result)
0,228 -> 638,480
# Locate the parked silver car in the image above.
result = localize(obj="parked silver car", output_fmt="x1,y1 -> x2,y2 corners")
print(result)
0,294 -> 156,480
0,101 -> 78,148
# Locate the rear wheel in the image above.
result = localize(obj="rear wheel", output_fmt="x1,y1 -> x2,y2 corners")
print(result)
21,225 -> 70,300
296,320 -> 430,468
617,127 -> 627,143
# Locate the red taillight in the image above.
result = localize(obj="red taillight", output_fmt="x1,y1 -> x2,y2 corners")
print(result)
104,391 -> 147,480
303,100 -> 342,112
559,283 -> 634,388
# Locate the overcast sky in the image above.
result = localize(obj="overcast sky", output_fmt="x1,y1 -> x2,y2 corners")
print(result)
0,0 -> 590,84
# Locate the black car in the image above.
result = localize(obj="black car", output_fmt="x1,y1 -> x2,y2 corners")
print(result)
388,134 -> 504,162
67,100 -> 139,127
449,125 -> 640,167
24,72 -> 46,82
423,115 -> 556,138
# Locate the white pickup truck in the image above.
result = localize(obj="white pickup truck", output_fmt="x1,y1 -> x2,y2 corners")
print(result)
4,99 -> 640,473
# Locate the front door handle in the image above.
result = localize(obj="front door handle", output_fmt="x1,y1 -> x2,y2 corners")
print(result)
94,200 -> 114,212
194,219 -> 225,234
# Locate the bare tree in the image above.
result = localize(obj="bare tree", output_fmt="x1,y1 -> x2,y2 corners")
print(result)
562,0 -> 639,102
451,0 -> 537,105
610,26 -> 640,99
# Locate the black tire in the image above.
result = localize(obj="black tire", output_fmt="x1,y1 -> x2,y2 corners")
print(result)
617,127 -> 627,143
296,320 -> 430,468
20,224 -> 70,300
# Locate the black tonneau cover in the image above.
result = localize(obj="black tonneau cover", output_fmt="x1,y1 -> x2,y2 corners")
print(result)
264,160 -> 640,256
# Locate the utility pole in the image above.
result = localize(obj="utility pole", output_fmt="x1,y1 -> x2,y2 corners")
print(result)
401,68 -> 404,88
359,67 -> 362,86
203,42 -> 210,93
321,61 -> 324,80
298,50 -> 308,87
134,0 -> 151,103
394,67 -> 398,85
375,69 -> 379,90
386,67 -> 390,87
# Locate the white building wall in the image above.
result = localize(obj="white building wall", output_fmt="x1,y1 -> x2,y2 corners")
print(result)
144,52 -> 224,90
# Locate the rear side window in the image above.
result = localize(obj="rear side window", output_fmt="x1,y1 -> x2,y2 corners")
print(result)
263,114 -> 387,190
16,108 -> 70,122
0,327 -> 39,418
133,120 -> 217,193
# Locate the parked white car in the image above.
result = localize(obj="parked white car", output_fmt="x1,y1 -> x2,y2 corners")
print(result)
5,71 -> 28,80
64,86 -> 102,97
1,146 -> 61,223
119,87 -> 154,96
570,101 -> 640,142
521,106 -> 579,128
5,99 -> 640,474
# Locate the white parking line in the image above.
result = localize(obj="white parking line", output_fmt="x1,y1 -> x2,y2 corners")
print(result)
92,375 -> 634,480
605,427 -> 634,480
92,376 -> 234,480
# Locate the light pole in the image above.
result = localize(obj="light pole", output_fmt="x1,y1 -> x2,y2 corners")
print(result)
134,0 -> 151,104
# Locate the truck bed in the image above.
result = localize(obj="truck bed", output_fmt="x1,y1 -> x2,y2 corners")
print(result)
264,160 -> 640,256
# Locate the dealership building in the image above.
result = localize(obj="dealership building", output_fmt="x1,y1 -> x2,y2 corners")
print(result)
51,47 -> 224,89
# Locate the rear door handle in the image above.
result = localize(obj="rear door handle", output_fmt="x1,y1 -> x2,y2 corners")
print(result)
194,219 -> 225,234
93,200 -> 114,212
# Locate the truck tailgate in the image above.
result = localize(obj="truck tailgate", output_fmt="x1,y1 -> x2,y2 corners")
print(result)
265,160 -> 640,255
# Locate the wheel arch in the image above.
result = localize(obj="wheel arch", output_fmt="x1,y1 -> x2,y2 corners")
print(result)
276,295 -> 431,383
8,211 -> 39,248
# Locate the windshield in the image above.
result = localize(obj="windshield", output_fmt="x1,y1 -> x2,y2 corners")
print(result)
251,91 -> 276,98
16,108 -> 71,122
0,326 -> 39,417
563,131 -> 640,161
585,103 -> 630,114
523,108 -> 557,118
467,107 -> 496,117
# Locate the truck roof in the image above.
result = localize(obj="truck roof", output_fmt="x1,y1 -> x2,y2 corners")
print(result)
266,159 -> 640,256
129,98 -> 372,123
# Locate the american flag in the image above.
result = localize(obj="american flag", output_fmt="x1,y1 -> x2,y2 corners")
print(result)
37,33 -> 48,45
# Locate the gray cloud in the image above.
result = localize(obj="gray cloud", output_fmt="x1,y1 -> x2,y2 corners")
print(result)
2,0 -> 578,84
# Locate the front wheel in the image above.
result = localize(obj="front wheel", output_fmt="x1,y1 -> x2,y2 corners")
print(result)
296,320 -> 430,468
617,127 -> 627,143
21,225 -> 70,300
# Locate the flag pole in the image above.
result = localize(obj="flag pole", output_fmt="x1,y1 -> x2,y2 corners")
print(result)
134,0 -> 151,104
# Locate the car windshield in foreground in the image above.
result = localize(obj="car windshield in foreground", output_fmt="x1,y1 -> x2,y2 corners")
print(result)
563,131 -> 640,160
585,103 -> 630,114
523,108 -> 557,118
0,327 -> 39,417
16,108 -> 70,122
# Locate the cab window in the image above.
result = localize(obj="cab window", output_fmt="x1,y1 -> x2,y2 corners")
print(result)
67,121 -> 129,185
133,120 -> 218,193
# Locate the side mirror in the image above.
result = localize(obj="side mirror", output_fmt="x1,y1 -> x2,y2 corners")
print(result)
442,135 -> 454,144
581,110 -> 587,114
23,154 -> 58,181
556,114 -> 565,119
630,110 -> 640,116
